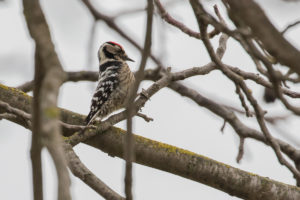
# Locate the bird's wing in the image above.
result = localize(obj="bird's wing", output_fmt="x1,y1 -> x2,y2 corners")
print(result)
85,63 -> 121,125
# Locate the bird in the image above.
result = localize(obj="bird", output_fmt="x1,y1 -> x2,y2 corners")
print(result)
85,41 -> 135,125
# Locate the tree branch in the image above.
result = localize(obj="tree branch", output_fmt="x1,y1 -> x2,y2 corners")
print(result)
154,0 -> 219,39
23,0 -> 71,199
225,0 -> 300,76
64,143 -> 125,200
190,0 -> 300,182
124,0 -> 154,198
1,83 -> 300,200
81,0 -> 162,66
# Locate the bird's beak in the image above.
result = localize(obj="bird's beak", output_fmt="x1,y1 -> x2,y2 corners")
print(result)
125,55 -> 134,62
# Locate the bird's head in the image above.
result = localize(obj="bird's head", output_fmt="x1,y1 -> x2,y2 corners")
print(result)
98,41 -> 134,63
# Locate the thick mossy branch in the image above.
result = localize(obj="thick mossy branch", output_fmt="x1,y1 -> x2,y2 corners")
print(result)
1,83 -> 300,200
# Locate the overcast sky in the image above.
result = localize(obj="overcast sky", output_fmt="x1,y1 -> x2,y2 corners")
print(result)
1,0 -> 300,199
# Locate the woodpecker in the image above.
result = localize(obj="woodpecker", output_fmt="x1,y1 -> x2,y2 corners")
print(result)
85,41 -> 135,125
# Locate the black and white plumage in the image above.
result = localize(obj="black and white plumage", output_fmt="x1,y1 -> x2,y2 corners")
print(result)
85,41 -> 135,125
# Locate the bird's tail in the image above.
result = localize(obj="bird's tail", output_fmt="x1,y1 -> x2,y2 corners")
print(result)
85,110 -> 101,126
85,112 -> 94,125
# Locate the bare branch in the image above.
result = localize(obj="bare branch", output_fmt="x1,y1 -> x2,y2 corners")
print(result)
236,137 -> 245,163
17,81 -> 35,93
136,112 -> 153,122
281,20 -> 300,35
190,0 -> 300,182
220,119 -> 227,133
225,0 -> 300,76
224,104 -> 290,125
155,0 -> 200,39
0,100 -> 31,127
19,66 -> 300,100
2,83 -> 300,200
235,84 -> 252,117
64,143 -> 125,200
17,71 -> 98,93
154,0 -> 221,40
23,0 -> 71,199
124,1 -> 154,198
85,21 -> 97,74
81,0 -> 162,66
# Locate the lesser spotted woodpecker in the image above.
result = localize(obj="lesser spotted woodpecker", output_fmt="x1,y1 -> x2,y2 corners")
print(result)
85,41 -> 135,125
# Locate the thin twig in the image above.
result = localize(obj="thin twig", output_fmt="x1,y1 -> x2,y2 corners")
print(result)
136,112 -> 153,122
86,21 -> 97,76
281,20 -> 300,35
235,84 -> 252,117
220,119 -> 226,133
236,137 -> 245,163
81,0 -> 162,67
154,0 -> 219,39
224,104 -> 290,124
125,2 -> 153,198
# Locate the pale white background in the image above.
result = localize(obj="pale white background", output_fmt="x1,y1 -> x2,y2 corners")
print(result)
1,0 -> 300,199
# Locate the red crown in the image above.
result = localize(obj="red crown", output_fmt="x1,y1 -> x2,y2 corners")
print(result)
107,41 -> 123,50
